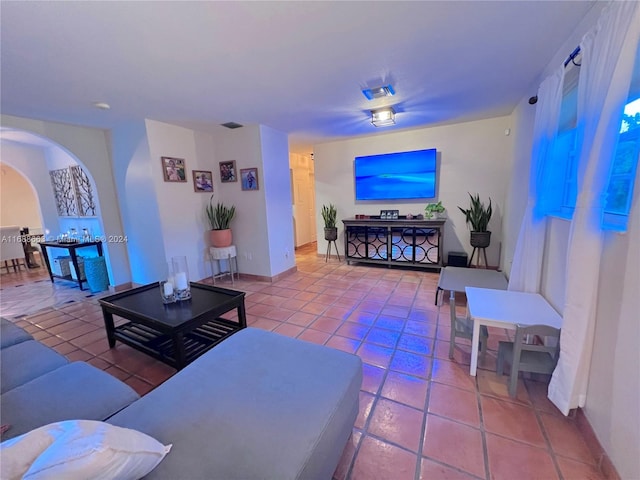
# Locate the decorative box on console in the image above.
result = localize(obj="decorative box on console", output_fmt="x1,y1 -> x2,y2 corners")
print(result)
51,256 -> 71,277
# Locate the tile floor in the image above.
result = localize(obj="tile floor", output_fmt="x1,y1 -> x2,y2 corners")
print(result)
0,245 -> 604,480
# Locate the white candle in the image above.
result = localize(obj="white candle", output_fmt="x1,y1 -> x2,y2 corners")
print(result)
175,272 -> 188,290
163,281 -> 174,296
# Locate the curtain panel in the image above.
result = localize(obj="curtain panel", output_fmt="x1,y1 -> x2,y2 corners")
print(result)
548,1 -> 640,414
508,67 -> 565,293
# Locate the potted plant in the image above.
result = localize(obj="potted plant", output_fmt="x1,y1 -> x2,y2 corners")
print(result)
458,193 -> 492,248
424,201 -> 445,219
205,195 -> 236,247
321,204 -> 338,241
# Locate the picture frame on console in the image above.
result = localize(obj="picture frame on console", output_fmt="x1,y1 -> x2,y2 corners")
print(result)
380,209 -> 399,219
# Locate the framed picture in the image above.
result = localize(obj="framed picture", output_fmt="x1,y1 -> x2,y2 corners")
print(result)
380,209 -> 399,219
162,157 -> 187,182
192,170 -> 213,192
219,160 -> 237,183
240,167 -> 259,191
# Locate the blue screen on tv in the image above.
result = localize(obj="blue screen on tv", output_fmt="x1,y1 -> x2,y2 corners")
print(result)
354,148 -> 437,201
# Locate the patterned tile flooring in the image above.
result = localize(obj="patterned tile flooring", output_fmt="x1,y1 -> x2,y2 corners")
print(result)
0,246 -> 604,479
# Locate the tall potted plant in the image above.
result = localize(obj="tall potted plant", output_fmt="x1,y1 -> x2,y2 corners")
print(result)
205,195 -> 236,248
321,204 -> 338,241
458,193 -> 492,248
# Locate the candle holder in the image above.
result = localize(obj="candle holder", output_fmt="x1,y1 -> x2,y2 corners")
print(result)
159,280 -> 176,304
171,256 -> 191,301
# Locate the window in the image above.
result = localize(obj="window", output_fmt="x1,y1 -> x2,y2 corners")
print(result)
543,44 -> 640,231
602,97 -> 640,231
542,61 -> 580,219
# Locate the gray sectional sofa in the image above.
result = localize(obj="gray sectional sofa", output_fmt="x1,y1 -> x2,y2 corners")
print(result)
0,318 -> 140,439
1,318 -> 362,479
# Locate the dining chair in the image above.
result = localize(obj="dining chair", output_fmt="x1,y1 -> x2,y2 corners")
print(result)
0,226 -> 28,273
496,324 -> 561,397
449,296 -> 488,359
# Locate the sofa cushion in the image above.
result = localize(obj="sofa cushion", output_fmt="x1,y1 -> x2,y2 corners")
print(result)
1,420 -> 171,480
0,318 -> 33,349
0,340 -> 69,394
1,362 -> 140,440
108,327 -> 362,479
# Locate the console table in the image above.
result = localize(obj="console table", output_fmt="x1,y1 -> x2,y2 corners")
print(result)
342,217 -> 445,270
39,240 -> 103,290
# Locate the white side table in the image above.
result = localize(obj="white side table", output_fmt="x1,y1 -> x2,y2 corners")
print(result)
210,245 -> 237,285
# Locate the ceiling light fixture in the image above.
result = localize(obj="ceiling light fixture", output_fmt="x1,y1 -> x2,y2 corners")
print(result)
371,107 -> 395,127
362,85 -> 395,100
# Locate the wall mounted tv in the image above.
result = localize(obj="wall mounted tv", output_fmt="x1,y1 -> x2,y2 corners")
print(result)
354,148 -> 437,201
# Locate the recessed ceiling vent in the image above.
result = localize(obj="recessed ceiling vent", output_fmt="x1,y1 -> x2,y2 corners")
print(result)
221,122 -> 243,129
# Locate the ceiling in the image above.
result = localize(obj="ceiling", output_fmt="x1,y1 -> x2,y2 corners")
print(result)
1,1 -> 598,154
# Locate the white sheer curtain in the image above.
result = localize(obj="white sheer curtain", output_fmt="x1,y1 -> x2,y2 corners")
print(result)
508,67 -> 564,293
548,1 -> 640,415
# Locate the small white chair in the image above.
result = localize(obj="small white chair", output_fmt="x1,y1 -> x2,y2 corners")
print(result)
0,226 -> 27,273
449,296 -> 488,359
497,324 -> 561,397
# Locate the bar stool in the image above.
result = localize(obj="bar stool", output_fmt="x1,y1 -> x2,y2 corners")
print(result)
210,245 -> 237,285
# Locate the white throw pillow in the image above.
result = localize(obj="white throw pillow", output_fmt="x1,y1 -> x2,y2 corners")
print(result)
0,420 -> 171,480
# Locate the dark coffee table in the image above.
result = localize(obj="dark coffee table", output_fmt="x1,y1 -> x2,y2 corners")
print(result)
99,282 -> 246,370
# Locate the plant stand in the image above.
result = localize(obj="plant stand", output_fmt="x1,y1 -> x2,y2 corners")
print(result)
210,245 -> 237,284
468,247 -> 488,268
325,240 -> 341,263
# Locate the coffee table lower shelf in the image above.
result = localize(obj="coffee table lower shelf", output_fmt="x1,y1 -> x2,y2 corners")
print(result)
113,317 -> 241,369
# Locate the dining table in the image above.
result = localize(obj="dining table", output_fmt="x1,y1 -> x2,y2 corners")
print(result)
465,287 -> 563,376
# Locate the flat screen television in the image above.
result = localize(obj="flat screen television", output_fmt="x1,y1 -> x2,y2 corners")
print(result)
354,148 -> 437,201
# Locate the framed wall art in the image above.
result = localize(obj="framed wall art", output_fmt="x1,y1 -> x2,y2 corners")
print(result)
240,167 -> 259,191
192,170 -> 214,192
219,160 -> 237,183
162,157 -> 187,182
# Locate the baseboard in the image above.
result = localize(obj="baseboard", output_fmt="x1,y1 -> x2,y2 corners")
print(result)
109,282 -> 133,293
239,266 -> 297,283
575,408 -> 620,480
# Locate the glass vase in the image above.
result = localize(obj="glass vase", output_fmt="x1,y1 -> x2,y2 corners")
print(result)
171,256 -> 191,300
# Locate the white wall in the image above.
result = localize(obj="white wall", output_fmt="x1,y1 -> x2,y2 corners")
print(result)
110,121 -> 165,285
212,125 -> 272,277
314,116 -> 514,267
145,120 -> 215,282
501,97 -> 536,273
260,125 -> 295,275
0,115 -> 130,286
588,200 -> 640,480
0,141 -> 61,237
0,162 -> 42,230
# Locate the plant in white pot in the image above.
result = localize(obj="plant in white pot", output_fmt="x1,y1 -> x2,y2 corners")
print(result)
458,193 -> 492,248
321,204 -> 338,241
205,195 -> 236,248
424,201 -> 445,219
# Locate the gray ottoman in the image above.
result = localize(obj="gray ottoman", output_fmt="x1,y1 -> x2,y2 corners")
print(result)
108,327 -> 363,479
0,318 -> 32,349
1,361 -> 139,439
0,340 -> 69,393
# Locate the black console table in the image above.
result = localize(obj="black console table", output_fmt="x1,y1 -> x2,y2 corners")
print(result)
39,240 -> 103,290
342,217 -> 445,270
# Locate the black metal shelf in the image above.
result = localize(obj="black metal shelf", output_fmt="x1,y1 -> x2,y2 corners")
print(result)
113,317 -> 241,369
